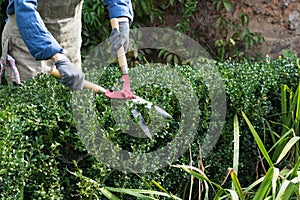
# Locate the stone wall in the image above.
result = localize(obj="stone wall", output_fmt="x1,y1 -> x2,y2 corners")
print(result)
242,0 -> 300,57
189,0 -> 300,58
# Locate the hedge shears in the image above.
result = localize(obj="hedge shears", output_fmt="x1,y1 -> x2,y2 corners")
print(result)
50,18 -> 172,139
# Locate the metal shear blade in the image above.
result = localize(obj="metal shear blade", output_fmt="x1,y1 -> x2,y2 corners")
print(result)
128,97 -> 172,139
131,96 -> 172,118
131,107 -> 152,139
105,74 -> 172,139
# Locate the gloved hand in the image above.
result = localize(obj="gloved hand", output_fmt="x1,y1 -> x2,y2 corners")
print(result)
55,58 -> 85,90
109,21 -> 130,56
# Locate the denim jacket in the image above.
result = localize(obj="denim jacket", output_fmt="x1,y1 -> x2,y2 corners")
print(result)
6,0 -> 133,61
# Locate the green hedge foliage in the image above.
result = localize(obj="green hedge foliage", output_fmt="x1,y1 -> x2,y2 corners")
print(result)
212,56 -> 299,186
0,56 -> 299,199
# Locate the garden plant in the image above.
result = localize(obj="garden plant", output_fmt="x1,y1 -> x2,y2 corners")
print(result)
0,0 -> 299,199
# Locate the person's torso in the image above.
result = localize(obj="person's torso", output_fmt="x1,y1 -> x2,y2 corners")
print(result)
7,0 -> 82,19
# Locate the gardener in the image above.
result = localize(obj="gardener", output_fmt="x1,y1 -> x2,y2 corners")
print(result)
1,0 -> 133,89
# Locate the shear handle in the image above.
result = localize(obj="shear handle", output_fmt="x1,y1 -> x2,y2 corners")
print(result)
110,18 -> 128,75
50,67 -> 106,93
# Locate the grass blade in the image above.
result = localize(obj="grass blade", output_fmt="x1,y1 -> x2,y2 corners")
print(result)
173,165 -> 224,190
281,84 -> 288,125
151,180 -> 178,200
224,189 -> 239,200
275,136 -> 300,164
281,183 -> 298,200
105,187 -> 156,200
291,157 -> 300,179
268,129 -> 294,153
295,83 -> 300,134
285,84 -> 299,130
274,180 -> 291,200
272,167 -> 279,199
105,187 -> 183,200
233,114 -> 240,178
242,111 -> 273,167
291,175 -> 300,184
253,167 -> 274,200
229,168 -> 245,200
213,190 -> 225,200
243,176 -> 264,194
100,187 -> 121,200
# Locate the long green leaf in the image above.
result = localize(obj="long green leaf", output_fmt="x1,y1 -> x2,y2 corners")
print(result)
281,84 -> 288,125
243,176 -> 264,194
253,167 -> 274,200
242,111 -> 273,167
213,190 -> 225,200
229,168 -> 245,200
275,136 -> 300,164
295,83 -> 300,134
290,176 -> 300,184
281,183 -> 298,200
268,129 -> 294,153
263,118 -> 279,144
272,167 -> 280,200
105,187 -> 183,200
264,197 -> 273,200
233,114 -> 240,178
105,187 -> 155,200
296,83 -> 300,120
151,180 -> 178,200
224,189 -> 239,200
286,84 -> 298,129
100,187 -> 121,200
274,180 -> 291,200
291,157 -> 300,179
272,130 -> 294,162
174,165 -> 223,189
283,176 -> 300,198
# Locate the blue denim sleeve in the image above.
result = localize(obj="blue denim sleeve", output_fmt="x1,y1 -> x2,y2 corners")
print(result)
14,0 -> 63,61
104,0 -> 134,22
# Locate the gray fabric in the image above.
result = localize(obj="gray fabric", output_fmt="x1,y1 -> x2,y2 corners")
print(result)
1,0 -> 83,83
109,21 -> 130,56
37,0 -> 83,68
1,15 -> 42,83
55,58 -> 84,90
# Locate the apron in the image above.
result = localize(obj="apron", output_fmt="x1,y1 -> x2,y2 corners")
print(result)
1,0 -> 83,83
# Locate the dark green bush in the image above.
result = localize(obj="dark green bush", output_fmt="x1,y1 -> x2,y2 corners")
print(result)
0,76 -> 77,199
212,56 -> 299,186
0,56 -> 299,199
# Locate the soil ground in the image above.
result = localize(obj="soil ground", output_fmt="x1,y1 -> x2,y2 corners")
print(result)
160,0 -> 300,58
242,0 -> 300,57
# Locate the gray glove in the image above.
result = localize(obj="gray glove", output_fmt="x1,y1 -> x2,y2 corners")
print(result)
55,58 -> 85,90
109,21 -> 130,56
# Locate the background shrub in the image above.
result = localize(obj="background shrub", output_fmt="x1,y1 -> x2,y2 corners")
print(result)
213,56 -> 299,186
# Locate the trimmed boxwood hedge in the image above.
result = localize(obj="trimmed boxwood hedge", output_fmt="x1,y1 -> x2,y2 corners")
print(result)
0,56 -> 299,199
212,56 -> 299,185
